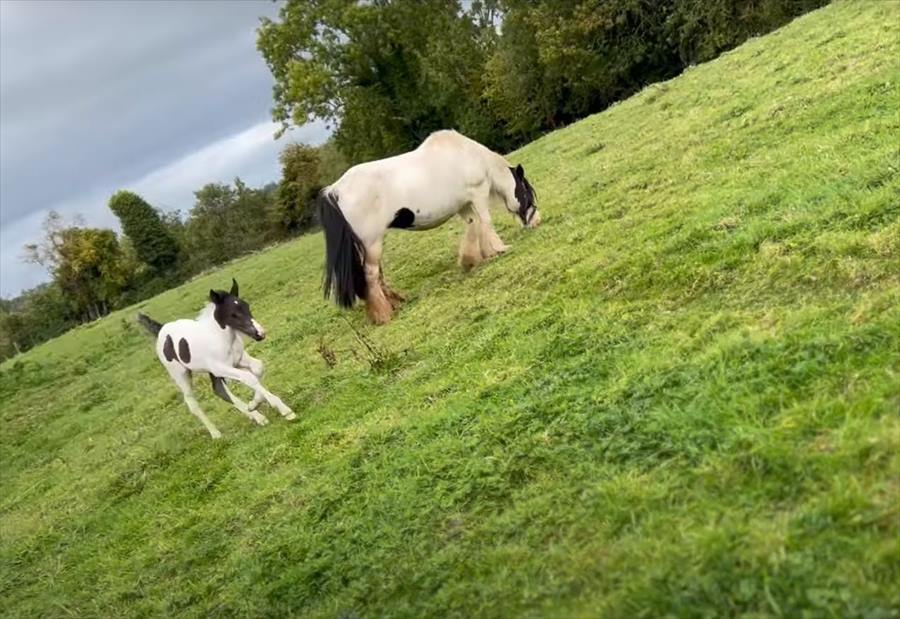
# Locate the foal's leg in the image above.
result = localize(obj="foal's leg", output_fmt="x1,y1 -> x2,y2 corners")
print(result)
458,206 -> 483,271
209,374 -> 268,426
207,363 -> 296,420
363,240 -> 393,325
237,352 -> 265,411
168,366 -> 222,439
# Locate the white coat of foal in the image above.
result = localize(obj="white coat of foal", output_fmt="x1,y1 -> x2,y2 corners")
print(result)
138,279 -> 294,439
319,129 -> 540,324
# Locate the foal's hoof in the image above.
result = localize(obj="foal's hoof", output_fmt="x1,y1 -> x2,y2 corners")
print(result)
210,430 -> 223,440
283,411 -> 297,421
254,414 -> 269,426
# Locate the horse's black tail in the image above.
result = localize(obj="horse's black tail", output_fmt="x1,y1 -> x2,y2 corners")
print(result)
136,313 -> 163,337
319,190 -> 367,308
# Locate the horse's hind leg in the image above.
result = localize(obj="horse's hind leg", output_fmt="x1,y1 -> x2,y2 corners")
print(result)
168,366 -> 222,439
364,241 -> 393,324
458,206 -> 483,271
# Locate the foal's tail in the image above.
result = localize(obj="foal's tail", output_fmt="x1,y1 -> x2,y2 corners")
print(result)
318,190 -> 367,308
136,313 -> 163,337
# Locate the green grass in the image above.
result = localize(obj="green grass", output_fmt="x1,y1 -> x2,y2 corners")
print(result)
2,2 -> 899,616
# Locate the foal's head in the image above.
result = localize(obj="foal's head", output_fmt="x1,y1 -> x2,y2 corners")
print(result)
209,279 -> 266,341
506,164 -> 541,228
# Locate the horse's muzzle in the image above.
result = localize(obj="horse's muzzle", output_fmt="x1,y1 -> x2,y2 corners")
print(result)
526,210 -> 542,228
251,319 -> 266,341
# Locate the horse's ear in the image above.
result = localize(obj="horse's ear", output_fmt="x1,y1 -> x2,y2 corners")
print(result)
230,278 -> 239,297
209,289 -> 222,304
515,164 -> 525,178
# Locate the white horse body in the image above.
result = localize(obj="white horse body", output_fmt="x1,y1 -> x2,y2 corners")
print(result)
331,131 -> 521,243
320,130 -> 540,324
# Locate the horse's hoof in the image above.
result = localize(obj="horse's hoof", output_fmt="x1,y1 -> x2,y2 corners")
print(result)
367,310 -> 392,325
283,411 -> 297,421
210,431 -> 223,440
459,257 -> 480,271
255,414 -> 269,426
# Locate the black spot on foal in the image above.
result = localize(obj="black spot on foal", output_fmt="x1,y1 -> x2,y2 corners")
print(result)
178,338 -> 191,363
163,335 -> 177,362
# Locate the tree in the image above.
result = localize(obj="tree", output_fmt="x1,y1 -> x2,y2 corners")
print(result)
258,0 -> 828,161
0,284 -> 73,359
257,0 -> 506,163
24,212 -> 134,321
108,190 -> 180,273
184,179 -> 273,271
271,143 -> 323,238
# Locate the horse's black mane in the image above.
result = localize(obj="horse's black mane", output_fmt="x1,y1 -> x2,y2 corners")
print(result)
510,167 -> 537,224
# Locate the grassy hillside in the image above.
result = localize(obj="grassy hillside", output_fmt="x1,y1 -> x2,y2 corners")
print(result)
2,2 -> 898,617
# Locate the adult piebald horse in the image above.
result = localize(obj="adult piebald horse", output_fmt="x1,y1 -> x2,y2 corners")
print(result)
319,130 -> 540,324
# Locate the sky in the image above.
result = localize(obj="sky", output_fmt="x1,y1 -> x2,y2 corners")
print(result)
0,0 -> 329,297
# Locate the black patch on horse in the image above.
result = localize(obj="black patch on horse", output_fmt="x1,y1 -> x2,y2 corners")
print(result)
389,207 -> 415,229
209,374 -> 232,403
178,338 -> 191,363
163,335 -> 177,362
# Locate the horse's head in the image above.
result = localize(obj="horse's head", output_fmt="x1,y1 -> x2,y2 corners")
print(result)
209,279 -> 266,341
506,164 -> 540,228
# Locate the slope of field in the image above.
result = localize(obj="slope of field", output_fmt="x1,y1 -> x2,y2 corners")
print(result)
2,3 -> 898,617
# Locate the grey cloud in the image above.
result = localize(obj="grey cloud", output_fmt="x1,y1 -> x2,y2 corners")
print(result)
0,0 -> 334,297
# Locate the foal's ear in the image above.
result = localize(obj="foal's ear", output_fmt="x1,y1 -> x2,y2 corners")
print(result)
230,278 -> 239,297
209,289 -> 223,304
515,164 -> 525,178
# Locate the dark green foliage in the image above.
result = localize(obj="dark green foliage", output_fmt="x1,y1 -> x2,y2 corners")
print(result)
271,143 -> 323,237
257,0 -> 511,162
0,285 -> 73,359
483,0 -> 830,144
260,0 -> 829,156
183,179 -> 274,272
108,191 -> 180,273
667,0 -> 831,64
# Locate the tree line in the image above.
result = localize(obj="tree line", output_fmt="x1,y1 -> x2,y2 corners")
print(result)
257,0 -> 827,161
1,0 -> 826,360
0,143 -> 346,360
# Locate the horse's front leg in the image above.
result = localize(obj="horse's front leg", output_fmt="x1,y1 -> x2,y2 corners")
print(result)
471,195 -> 509,259
209,374 -> 269,426
208,363 -> 296,420
363,240 -> 393,325
237,352 -> 266,410
379,266 -> 405,309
